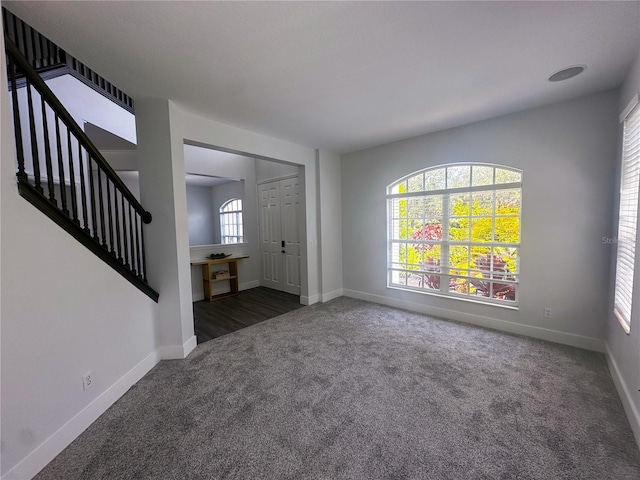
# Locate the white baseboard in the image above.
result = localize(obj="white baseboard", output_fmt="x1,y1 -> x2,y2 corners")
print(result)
301,294 -> 320,306
158,335 -> 198,360
2,351 -> 160,480
192,292 -> 204,302
605,344 -> 640,449
239,280 -> 260,291
321,288 -> 343,302
343,289 -> 605,352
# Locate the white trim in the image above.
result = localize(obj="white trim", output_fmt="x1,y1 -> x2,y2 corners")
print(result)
620,93 -> 639,123
605,344 -> 640,450
2,351 -> 160,480
343,288 -> 605,352
239,280 -> 260,291
192,291 -> 204,302
256,173 -> 298,185
300,294 -> 320,306
158,335 -> 197,360
388,285 -> 518,310
321,288 -> 343,302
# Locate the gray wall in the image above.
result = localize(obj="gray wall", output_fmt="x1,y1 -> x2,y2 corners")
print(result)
342,90 -> 619,349
607,44 -> 640,444
186,184 -> 217,246
255,158 -> 299,183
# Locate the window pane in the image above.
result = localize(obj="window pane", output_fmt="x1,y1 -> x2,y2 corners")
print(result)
449,245 -> 469,268
472,166 -> 494,186
424,274 -> 440,290
424,195 -> 443,218
496,189 -> 521,214
449,277 -> 470,295
447,165 -> 471,189
417,244 -> 441,268
472,191 -> 493,216
449,193 -> 470,217
494,217 -> 520,243
471,217 -> 493,242
470,246 -> 492,271
493,247 -> 519,275
425,168 -> 445,191
449,218 -> 469,241
390,180 -> 407,194
492,282 -> 516,301
495,169 -> 521,184
408,173 -> 424,192
407,197 -> 425,219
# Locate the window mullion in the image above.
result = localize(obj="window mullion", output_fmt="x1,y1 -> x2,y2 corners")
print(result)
441,194 -> 450,295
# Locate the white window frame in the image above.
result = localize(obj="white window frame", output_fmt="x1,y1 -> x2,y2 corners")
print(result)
220,198 -> 243,244
387,163 -> 522,307
614,94 -> 640,334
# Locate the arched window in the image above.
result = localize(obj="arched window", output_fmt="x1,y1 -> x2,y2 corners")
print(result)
387,163 -> 521,305
220,198 -> 243,244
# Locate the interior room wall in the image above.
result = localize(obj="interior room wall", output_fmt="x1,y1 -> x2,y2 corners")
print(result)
184,146 -> 259,301
317,149 -> 343,300
186,184 -> 217,246
177,106 -> 321,304
0,36 -> 158,479
255,158 -> 299,182
607,45 -> 640,445
342,90 -> 619,351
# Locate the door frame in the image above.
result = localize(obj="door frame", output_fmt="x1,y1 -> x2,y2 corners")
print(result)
257,174 -> 302,295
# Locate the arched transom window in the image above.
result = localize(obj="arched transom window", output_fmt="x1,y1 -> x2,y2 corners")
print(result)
387,163 -> 522,306
220,198 -> 243,244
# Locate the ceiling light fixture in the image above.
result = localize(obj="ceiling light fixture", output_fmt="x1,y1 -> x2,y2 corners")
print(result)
548,65 -> 586,82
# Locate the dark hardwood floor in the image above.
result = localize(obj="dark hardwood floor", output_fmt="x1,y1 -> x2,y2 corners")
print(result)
193,286 -> 304,344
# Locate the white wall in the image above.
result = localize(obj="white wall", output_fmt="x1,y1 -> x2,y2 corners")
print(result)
342,90 -> 619,351
136,99 -> 196,360
184,146 -> 259,301
186,184 -> 217,246
255,158 -> 299,183
317,149 -> 343,301
47,75 -> 136,144
177,108 -> 322,304
0,36 -> 158,480
607,44 -> 640,445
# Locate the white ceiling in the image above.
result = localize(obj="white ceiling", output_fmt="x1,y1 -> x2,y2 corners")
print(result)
5,1 -> 640,154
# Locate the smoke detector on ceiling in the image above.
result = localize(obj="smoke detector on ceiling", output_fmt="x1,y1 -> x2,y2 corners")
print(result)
548,65 -> 586,82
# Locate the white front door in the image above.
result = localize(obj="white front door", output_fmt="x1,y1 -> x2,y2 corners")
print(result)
259,181 -> 282,291
258,177 -> 301,295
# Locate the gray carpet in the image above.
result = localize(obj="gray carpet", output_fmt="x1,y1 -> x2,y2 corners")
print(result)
36,297 -> 640,479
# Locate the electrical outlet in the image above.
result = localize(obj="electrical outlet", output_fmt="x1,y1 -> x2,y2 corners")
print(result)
82,372 -> 93,391
544,308 -> 552,319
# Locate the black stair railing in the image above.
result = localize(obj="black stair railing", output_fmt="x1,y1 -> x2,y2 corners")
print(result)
2,8 -> 134,113
5,34 -> 158,302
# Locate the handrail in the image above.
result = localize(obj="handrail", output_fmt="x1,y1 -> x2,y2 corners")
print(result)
4,34 -> 151,223
4,32 -> 158,301
3,7 -> 134,113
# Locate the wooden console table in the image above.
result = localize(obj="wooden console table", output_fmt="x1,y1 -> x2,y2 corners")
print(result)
191,255 -> 249,302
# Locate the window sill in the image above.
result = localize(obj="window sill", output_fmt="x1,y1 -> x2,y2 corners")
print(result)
613,308 -> 631,335
387,284 -> 519,310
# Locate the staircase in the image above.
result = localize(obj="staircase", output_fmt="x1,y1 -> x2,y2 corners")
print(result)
3,8 -> 134,113
3,13 -> 159,301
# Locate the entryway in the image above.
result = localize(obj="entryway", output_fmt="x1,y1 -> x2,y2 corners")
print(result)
258,176 -> 302,295
193,287 -> 303,343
